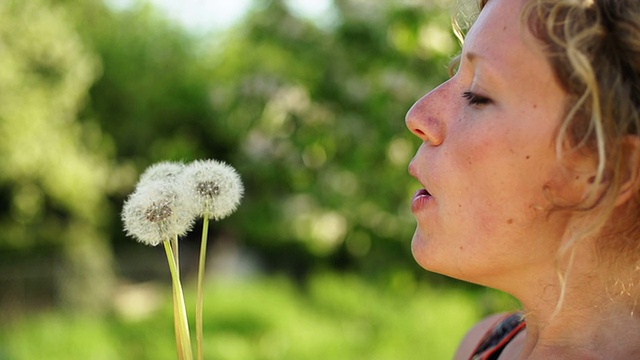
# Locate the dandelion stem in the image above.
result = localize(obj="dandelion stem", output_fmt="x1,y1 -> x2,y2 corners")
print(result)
172,290 -> 183,359
196,217 -> 210,360
170,236 -> 183,359
172,235 -> 180,274
164,240 -> 193,360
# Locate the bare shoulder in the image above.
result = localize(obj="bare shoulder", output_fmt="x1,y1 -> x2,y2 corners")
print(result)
453,312 -> 513,360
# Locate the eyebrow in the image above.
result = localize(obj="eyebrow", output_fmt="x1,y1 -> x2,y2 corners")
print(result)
463,50 -> 504,88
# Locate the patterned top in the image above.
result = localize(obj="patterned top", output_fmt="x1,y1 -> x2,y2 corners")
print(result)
470,313 -> 526,360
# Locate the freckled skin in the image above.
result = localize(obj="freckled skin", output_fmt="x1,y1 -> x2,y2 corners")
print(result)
405,0 -> 579,287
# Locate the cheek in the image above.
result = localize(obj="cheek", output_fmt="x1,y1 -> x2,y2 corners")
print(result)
447,196 -> 525,243
446,134 -> 555,226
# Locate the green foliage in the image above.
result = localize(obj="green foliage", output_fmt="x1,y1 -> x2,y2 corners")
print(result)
78,0 -> 214,162
0,274 -> 516,360
0,0 -> 115,312
0,0 -> 109,245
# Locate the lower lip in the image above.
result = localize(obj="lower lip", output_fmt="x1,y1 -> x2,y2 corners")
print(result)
411,189 -> 433,212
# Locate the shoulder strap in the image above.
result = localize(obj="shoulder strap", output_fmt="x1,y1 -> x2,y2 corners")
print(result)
470,313 -> 526,360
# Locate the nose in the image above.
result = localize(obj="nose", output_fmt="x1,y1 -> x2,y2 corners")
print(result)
405,84 -> 447,146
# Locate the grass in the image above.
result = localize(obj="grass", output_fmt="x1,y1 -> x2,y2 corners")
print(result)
0,271 -> 517,360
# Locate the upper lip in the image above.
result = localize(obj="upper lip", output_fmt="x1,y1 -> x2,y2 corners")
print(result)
415,188 -> 431,197
408,159 -> 420,179
408,160 -> 431,195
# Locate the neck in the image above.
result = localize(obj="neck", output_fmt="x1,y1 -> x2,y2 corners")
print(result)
519,298 -> 640,359
507,246 -> 640,359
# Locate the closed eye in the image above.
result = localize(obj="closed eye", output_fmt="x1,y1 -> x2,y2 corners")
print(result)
462,91 -> 491,106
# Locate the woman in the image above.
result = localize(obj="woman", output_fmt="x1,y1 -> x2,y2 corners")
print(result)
405,0 -> 640,358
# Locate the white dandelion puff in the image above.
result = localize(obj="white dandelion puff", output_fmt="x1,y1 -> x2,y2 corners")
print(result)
138,161 -> 185,187
122,180 -> 195,246
180,159 -> 244,220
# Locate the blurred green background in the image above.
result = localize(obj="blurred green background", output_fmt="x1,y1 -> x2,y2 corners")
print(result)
0,0 -> 516,358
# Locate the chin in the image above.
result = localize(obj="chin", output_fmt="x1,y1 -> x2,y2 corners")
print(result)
410,230 -> 438,271
411,229 -> 474,282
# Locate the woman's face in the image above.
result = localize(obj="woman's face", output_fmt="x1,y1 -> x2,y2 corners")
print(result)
406,0 -> 576,286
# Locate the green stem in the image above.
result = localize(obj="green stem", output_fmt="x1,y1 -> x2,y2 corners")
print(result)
170,236 -> 182,358
172,290 -> 183,359
172,235 -> 180,275
164,240 -> 193,360
196,217 -> 210,360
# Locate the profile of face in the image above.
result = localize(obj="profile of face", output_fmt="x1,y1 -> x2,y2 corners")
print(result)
406,0 -> 585,287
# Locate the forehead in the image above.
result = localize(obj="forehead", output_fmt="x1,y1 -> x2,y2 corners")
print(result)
463,0 -> 525,57
462,0 -> 547,79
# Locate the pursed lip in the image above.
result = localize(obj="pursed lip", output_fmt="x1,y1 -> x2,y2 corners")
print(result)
411,188 -> 433,213
414,188 -> 431,197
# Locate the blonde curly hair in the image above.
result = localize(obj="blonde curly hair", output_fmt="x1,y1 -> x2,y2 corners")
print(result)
523,0 -> 640,261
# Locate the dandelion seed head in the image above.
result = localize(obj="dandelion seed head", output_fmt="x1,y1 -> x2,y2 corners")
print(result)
196,181 -> 220,198
138,161 -> 185,187
122,181 -> 194,246
144,201 -> 173,223
181,159 -> 244,220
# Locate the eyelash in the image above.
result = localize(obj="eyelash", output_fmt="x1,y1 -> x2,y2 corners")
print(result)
462,91 -> 491,106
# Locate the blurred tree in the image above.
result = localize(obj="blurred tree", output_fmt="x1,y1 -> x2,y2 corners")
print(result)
74,1 -> 219,163
0,0 -> 115,313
